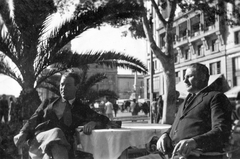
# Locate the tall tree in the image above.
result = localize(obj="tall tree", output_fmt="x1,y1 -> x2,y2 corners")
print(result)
138,0 -> 237,124
0,0 -> 146,118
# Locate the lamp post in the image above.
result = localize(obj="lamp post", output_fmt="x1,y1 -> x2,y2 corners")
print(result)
149,51 -> 154,123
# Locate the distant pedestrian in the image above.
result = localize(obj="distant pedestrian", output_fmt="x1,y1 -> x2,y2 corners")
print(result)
113,102 -> 119,117
104,97 -> 113,120
141,101 -> 150,115
0,94 -> 9,123
9,97 -> 16,122
125,100 -> 131,112
156,95 -> 163,123
131,99 -> 139,116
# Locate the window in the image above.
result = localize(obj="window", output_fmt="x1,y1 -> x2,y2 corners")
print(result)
183,69 -> 186,80
235,31 -> 240,44
175,71 -> 180,83
173,27 -> 176,44
210,61 -> 221,75
147,60 -> 151,71
211,39 -> 219,52
234,57 -> 240,71
184,48 -> 190,60
160,33 -> 165,47
197,44 -> 203,56
233,57 -> 240,86
153,59 -> 158,70
180,29 -> 187,40
191,23 -> 200,36
147,79 -> 150,98
174,52 -> 179,63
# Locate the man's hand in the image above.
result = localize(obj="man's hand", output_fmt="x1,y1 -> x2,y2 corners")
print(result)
83,121 -> 97,135
172,138 -> 197,158
14,132 -> 27,148
156,133 -> 172,154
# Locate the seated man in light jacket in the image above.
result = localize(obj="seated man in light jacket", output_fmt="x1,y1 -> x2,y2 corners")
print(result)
14,72 -> 110,159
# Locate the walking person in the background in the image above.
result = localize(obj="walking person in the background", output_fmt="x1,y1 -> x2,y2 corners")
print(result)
125,100 -> 131,112
156,95 -> 163,123
131,99 -> 139,116
113,101 -> 119,117
9,97 -> 16,122
0,94 -> 9,123
142,101 -> 150,115
105,97 -> 114,120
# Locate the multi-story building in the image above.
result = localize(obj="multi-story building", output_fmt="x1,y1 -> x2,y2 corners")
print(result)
87,64 -> 118,92
145,1 -> 240,99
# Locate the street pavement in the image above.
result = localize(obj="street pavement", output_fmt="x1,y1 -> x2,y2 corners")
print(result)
114,110 -> 146,117
113,110 -> 151,124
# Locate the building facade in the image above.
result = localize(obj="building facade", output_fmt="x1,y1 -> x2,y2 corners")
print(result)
117,73 -> 144,100
145,1 -> 240,98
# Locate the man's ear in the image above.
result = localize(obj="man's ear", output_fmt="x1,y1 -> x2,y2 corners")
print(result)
76,84 -> 80,89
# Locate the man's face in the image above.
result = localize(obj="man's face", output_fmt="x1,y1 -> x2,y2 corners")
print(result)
60,76 -> 78,100
2,95 -> 6,100
184,67 -> 204,93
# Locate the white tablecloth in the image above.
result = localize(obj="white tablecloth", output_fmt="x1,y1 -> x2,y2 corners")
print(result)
77,123 -> 171,159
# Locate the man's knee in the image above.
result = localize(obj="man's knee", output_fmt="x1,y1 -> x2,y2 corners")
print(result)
49,128 -> 65,137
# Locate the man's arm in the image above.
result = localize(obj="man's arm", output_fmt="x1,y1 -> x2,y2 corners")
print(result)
81,104 -> 110,134
19,99 -> 49,140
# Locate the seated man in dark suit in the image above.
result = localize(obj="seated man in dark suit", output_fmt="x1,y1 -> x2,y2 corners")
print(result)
14,71 -> 110,159
157,63 -> 233,159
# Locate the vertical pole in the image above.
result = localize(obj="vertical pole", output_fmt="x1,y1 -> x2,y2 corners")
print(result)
149,51 -> 154,123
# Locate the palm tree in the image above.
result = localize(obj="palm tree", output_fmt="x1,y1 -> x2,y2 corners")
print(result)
0,0 -> 146,118
40,66 -> 118,104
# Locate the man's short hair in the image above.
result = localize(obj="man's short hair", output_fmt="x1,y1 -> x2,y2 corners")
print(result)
188,63 -> 210,82
61,71 -> 80,86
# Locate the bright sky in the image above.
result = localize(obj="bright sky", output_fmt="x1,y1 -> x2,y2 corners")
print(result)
70,25 -> 147,74
0,74 -> 22,97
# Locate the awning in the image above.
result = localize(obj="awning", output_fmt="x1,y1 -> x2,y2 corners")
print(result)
225,86 -> 240,99
176,74 -> 230,98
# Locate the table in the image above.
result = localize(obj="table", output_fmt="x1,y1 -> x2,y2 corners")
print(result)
76,123 -> 171,159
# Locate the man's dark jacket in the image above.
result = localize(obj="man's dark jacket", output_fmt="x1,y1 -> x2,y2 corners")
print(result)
20,97 -> 110,145
169,87 -> 233,153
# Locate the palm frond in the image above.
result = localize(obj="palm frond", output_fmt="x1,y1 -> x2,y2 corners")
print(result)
84,73 -> 107,90
34,48 -> 73,80
0,0 -> 26,59
69,51 -> 148,73
13,0 -> 56,42
38,77 -> 60,96
0,32 -> 21,63
36,66 -> 66,88
0,54 -> 23,87
41,0 -> 143,60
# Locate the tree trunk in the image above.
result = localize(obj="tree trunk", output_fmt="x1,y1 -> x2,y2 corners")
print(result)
19,89 -> 41,119
161,59 -> 176,124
